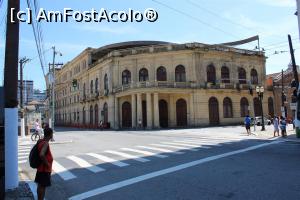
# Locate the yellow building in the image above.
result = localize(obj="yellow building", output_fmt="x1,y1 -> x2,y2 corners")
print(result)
54,41 -> 274,129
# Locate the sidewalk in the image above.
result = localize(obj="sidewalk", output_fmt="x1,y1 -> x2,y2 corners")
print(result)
252,124 -> 299,140
5,181 -> 34,200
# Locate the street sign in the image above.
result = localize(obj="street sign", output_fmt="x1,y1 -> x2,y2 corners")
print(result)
290,103 -> 297,110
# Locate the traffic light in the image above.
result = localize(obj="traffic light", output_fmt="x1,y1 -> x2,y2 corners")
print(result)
292,89 -> 298,103
72,79 -> 77,88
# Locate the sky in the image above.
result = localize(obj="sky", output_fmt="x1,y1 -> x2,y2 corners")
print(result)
0,0 -> 299,91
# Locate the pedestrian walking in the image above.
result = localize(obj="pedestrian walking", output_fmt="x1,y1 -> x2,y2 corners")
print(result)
279,116 -> 287,137
34,127 -> 54,200
138,118 -> 142,129
244,115 -> 251,136
273,116 -> 280,137
99,120 -> 103,131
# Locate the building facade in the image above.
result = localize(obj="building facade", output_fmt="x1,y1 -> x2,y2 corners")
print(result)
54,41 -> 274,129
18,80 -> 34,105
33,89 -> 47,102
266,65 -> 300,120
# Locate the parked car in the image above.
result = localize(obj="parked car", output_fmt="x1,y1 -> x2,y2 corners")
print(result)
253,116 -> 271,126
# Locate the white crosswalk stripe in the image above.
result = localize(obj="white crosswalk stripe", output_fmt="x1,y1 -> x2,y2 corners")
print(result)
151,143 -> 198,151
121,148 -> 168,158
86,153 -> 129,167
67,156 -> 105,173
172,141 -> 212,148
52,161 -> 77,181
162,142 -> 201,148
105,150 -> 150,162
18,144 -> 32,164
137,146 -> 184,154
18,160 -> 27,164
180,140 -> 222,146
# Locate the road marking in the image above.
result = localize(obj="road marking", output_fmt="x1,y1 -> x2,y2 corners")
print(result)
19,152 -> 30,156
18,149 -> 30,152
121,148 -> 168,158
172,141 -> 212,148
151,143 -> 197,151
86,153 -> 129,167
137,145 -> 183,154
67,156 -> 105,173
181,140 -> 221,146
69,140 -> 282,200
161,142 -> 201,148
19,155 -> 28,159
18,146 -> 32,149
52,161 -> 77,181
105,150 -> 150,163
18,160 -> 27,164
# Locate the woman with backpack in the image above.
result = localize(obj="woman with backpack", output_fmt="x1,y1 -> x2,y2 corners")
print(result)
34,127 -> 54,200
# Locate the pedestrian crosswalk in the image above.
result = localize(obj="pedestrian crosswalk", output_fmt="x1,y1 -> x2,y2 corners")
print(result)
20,137 -> 245,182
18,145 -> 32,164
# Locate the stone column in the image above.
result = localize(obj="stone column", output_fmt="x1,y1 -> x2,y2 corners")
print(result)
114,96 -> 119,129
137,93 -> 142,127
146,93 -> 153,129
189,93 -> 194,126
169,95 -> 175,127
132,94 -> 137,128
153,93 -> 160,128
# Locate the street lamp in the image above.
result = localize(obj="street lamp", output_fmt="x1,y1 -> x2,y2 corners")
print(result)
256,86 -> 265,131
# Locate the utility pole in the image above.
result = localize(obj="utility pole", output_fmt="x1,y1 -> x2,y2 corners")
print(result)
281,69 -> 286,118
49,47 -> 62,130
3,0 -> 20,191
288,34 -> 300,137
19,57 -> 30,138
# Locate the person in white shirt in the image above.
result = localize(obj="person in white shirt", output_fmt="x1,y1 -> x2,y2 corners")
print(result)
34,119 -> 41,133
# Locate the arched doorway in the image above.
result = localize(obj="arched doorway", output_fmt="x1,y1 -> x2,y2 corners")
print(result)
176,98 -> 187,126
122,102 -> 132,128
94,104 -> 98,125
159,99 -> 168,128
253,97 -> 262,117
209,97 -> 219,125
103,103 -> 108,124
268,97 -> 274,117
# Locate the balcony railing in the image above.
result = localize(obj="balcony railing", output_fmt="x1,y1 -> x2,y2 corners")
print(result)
112,81 -> 254,93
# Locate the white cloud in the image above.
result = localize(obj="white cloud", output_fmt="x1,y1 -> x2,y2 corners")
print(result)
73,23 -> 139,35
257,0 -> 295,7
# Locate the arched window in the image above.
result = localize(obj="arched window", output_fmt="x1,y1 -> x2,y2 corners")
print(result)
175,65 -> 186,82
90,105 -> 93,124
240,97 -> 249,117
104,74 -> 108,90
157,66 -> 167,81
221,66 -> 230,83
268,97 -> 274,117
207,64 -> 216,83
95,78 -> 99,93
238,68 -> 246,84
94,104 -> 98,125
139,68 -> 149,82
122,70 -> 131,85
251,69 -> 258,84
223,97 -> 233,118
90,80 -> 93,94
103,103 -> 108,123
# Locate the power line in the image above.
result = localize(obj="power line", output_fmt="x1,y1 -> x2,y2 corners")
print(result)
185,0 -> 256,33
151,0 -> 240,39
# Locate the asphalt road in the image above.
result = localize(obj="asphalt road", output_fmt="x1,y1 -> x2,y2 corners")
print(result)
18,126 -> 300,200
